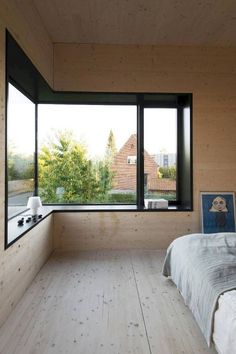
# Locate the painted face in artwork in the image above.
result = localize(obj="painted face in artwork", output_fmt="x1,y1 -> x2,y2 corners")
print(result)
209,196 -> 228,212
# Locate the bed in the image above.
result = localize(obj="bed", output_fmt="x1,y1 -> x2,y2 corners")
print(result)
162,232 -> 236,354
213,290 -> 236,354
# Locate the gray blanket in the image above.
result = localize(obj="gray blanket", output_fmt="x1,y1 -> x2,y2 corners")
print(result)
162,232 -> 236,346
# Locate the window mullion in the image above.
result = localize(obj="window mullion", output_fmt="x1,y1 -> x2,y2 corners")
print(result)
137,104 -> 144,208
35,103 -> 38,196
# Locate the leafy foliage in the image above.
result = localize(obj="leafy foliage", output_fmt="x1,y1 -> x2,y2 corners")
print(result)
107,193 -> 136,203
8,147 -> 34,181
38,131 -> 115,203
105,130 -> 117,164
159,166 -> 176,180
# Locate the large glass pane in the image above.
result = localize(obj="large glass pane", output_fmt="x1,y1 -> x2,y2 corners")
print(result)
38,105 -> 137,204
7,84 -> 35,218
144,108 -> 177,205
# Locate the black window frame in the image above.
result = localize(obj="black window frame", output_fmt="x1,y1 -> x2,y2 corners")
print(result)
5,29 -> 193,249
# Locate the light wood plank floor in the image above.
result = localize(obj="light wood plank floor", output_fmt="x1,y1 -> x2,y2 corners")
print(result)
0,250 -> 216,354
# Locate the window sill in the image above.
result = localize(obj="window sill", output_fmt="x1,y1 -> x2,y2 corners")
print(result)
51,205 -> 191,212
6,204 -> 192,249
7,206 -> 53,247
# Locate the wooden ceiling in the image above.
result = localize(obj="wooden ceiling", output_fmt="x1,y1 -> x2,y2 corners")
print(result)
28,0 -> 236,46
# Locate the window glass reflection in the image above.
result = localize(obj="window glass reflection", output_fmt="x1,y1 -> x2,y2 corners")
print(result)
7,84 -> 35,218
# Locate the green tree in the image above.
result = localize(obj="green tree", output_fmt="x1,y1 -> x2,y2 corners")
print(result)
8,144 -> 34,181
105,130 -> 117,164
38,131 -> 104,203
95,160 -> 113,196
103,130 -> 117,191
159,166 -> 176,180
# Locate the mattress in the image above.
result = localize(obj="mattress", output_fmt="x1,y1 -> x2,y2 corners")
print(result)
213,289 -> 236,354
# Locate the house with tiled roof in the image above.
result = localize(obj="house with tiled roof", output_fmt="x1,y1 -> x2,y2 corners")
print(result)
112,134 -> 158,192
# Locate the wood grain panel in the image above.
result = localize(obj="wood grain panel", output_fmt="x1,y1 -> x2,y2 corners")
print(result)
0,251 -> 151,354
1,0 -> 53,85
33,0 -> 236,48
0,250 -> 216,354
0,215 -> 53,328
130,250 -> 216,353
54,44 -> 236,92
53,212 -> 198,251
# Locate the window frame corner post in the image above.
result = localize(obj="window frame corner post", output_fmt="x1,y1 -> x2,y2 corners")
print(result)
4,29 -> 9,249
137,102 -> 144,209
34,103 -> 38,196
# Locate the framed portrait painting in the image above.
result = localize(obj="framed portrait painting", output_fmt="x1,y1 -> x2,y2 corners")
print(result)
200,192 -> 236,233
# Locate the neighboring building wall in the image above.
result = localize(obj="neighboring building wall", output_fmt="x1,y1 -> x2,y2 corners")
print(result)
154,153 -> 176,167
144,151 -> 159,191
156,178 -> 176,192
112,134 -> 136,191
112,134 -> 158,191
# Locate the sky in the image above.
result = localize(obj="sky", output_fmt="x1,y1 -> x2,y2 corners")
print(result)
38,104 -> 137,159
8,84 -> 35,155
38,105 -> 177,159
8,84 -> 177,158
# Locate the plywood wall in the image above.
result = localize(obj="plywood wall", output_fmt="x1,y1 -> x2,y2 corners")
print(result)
53,43 -> 236,250
0,0 -> 53,327
0,216 -> 53,327
0,0 -> 53,85
54,212 -> 198,250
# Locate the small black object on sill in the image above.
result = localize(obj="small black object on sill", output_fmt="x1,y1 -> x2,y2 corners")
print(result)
17,218 -> 24,226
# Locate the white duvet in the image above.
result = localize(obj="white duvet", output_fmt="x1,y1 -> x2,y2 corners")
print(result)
162,232 -> 236,346
213,289 -> 236,354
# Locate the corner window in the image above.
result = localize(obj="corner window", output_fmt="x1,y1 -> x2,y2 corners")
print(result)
37,99 -> 191,208
38,105 -> 137,204
7,83 -> 35,219
5,30 -> 193,248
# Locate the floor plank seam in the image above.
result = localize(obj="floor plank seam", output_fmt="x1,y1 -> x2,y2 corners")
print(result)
0,251 -> 216,354
129,251 -> 152,354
